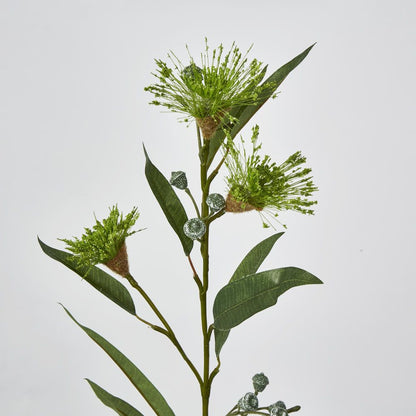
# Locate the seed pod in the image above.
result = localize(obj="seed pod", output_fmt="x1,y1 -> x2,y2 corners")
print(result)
170,171 -> 188,190
181,63 -> 203,83
269,401 -> 287,416
252,372 -> 269,393
206,193 -> 226,212
183,218 -> 206,240
238,392 -> 259,412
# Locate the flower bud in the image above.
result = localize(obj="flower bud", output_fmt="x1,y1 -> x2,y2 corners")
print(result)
206,193 -> 226,212
269,401 -> 287,416
238,392 -> 259,412
252,372 -> 269,393
183,218 -> 206,240
170,171 -> 188,190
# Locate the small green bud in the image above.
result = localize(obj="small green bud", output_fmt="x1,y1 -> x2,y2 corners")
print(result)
206,193 -> 225,212
269,401 -> 287,416
170,171 -> 188,190
252,372 -> 269,393
238,392 -> 258,412
183,218 -> 206,240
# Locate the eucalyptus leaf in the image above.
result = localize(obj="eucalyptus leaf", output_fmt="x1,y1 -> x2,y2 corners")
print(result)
230,232 -> 284,281
86,379 -> 144,416
63,306 -> 176,416
213,267 -> 322,331
143,145 -> 193,256
215,232 -> 284,355
207,44 -> 315,167
38,238 -> 135,315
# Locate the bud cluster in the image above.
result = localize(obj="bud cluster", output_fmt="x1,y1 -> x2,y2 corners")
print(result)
227,373 -> 300,416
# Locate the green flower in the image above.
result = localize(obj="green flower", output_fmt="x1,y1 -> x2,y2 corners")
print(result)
224,125 -> 318,220
60,206 -> 141,276
144,39 -> 272,139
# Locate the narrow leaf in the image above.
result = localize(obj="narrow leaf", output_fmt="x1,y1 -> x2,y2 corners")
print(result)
207,44 -> 315,167
38,238 -> 135,315
86,379 -> 144,416
63,306 -> 175,416
213,267 -> 322,331
215,232 -> 284,355
143,145 -> 193,255
230,232 -> 284,282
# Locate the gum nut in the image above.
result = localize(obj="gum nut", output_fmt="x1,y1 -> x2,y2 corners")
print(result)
269,401 -> 287,416
240,392 -> 258,411
252,372 -> 269,392
183,218 -> 206,240
170,171 -> 188,190
206,193 -> 226,212
182,64 -> 203,82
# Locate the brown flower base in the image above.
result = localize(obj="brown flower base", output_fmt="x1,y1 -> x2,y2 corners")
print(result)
105,242 -> 129,277
196,109 -> 229,140
225,193 -> 261,213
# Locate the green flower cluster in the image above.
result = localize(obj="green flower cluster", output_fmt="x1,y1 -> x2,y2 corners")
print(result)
224,125 -> 318,217
144,39 -> 272,138
60,206 -> 140,268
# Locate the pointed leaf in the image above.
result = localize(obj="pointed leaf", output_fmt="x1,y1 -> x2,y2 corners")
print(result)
86,379 -> 144,416
63,306 -> 175,416
143,145 -> 193,255
213,267 -> 322,331
215,232 -> 284,355
38,238 -> 135,315
213,329 -> 230,358
207,44 -> 315,167
230,232 -> 284,282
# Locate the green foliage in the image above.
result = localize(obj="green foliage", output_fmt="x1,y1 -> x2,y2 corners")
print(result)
206,44 -> 315,167
38,238 -> 136,314
215,233 -> 284,356
86,379 -> 145,416
144,39 -> 273,121
143,145 -> 193,255
63,306 -> 176,416
59,206 -> 140,268
213,267 -> 322,331
225,125 -> 318,216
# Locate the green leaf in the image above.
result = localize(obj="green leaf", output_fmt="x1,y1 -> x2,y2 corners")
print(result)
38,238 -> 135,315
143,145 -> 193,256
213,267 -> 322,331
215,232 -> 284,355
63,306 -> 175,416
207,44 -> 315,167
230,232 -> 284,282
86,379 -> 144,416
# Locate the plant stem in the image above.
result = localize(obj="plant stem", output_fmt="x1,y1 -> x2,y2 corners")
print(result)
206,147 -> 229,188
125,273 -> 202,386
188,255 -> 203,291
199,132 -> 211,416
185,188 -> 201,218
134,314 -> 167,336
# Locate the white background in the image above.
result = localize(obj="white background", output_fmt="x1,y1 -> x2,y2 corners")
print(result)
1,1 -> 415,415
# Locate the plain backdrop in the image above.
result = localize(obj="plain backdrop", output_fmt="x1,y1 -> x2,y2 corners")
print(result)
1,1 -> 415,415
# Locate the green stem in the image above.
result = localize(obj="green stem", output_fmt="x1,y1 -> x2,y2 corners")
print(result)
188,255 -> 203,291
134,314 -> 167,336
185,188 -> 201,218
206,147 -> 229,189
200,133 -> 211,416
125,273 -> 202,386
